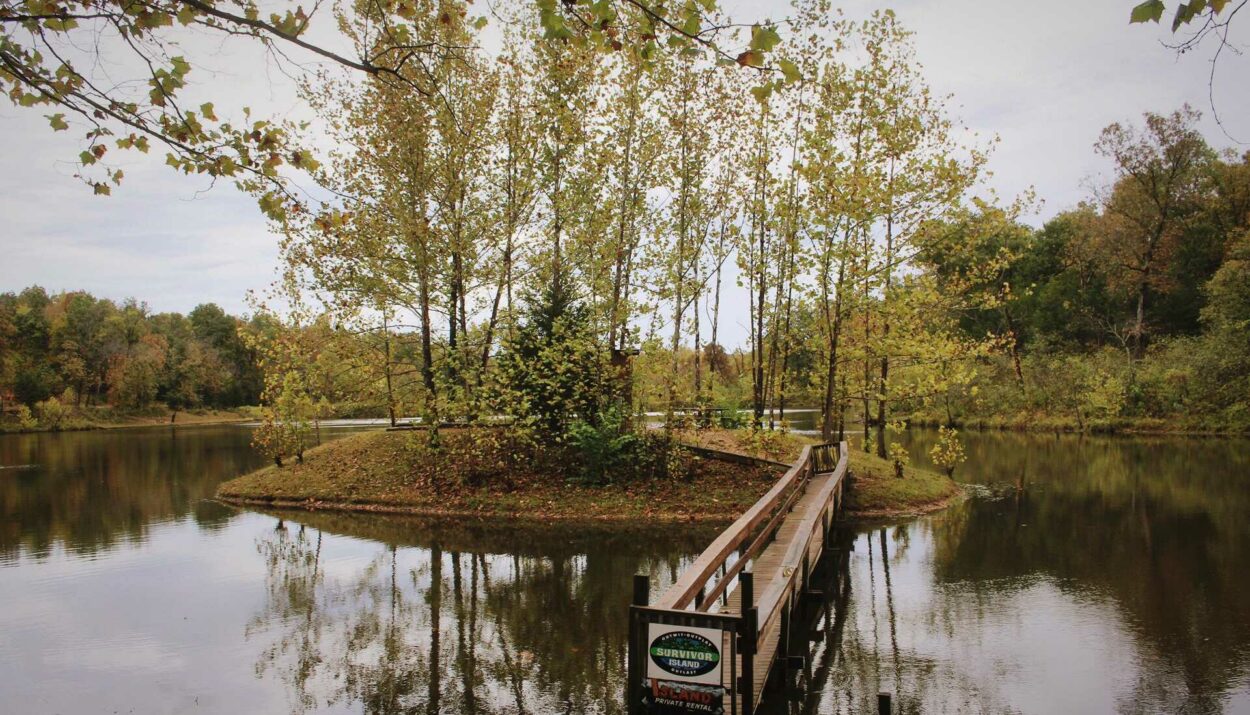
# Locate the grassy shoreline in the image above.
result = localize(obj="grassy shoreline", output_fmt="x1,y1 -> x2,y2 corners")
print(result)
0,407 -> 257,434
899,413 -> 1249,437
217,427 -> 962,522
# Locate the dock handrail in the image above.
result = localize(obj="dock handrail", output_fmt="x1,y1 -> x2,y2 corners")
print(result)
655,441 -> 846,612
630,439 -> 849,715
755,444 -> 847,648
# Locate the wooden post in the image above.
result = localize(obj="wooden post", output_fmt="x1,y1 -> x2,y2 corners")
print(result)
877,692 -> 892,715
779,599 -> 790,685
740,571 -> 756,715
629,575 -> 649,715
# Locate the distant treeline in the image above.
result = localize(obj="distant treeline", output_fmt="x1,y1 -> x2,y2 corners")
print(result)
0,288 -> 264,414
644,135 -> 1250,433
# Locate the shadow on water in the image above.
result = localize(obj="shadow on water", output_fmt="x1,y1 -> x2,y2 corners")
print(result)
245,511 -> 722,715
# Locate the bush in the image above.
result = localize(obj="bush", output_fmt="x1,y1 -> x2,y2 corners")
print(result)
14,405 -> 38,431
888,441 -> 910,479
34,396 -> 70,430
929,426 -> 966,479
567,408 -> 641,485
717,407 -> 746,429
738,427 -> 787,461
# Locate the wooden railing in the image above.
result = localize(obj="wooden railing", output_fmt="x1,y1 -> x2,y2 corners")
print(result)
628,441 -> 849,715
753,443 -> 848,671
656,444 -> 815,611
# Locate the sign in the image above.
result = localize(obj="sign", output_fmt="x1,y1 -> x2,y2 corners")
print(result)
646,624 -> 724,685
641,624 -> 727,715
646,679 -> 724,714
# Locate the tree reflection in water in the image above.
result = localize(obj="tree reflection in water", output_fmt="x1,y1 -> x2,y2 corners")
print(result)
765,432 -> 1250,715
246,513 -> 718,715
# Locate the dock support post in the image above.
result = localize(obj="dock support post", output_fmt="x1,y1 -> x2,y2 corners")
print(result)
780,599 -> 790,668
740,571 -> 756,715
628,575 -> 649,715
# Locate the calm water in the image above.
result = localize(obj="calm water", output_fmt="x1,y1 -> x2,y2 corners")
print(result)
1,425 -> 1248,713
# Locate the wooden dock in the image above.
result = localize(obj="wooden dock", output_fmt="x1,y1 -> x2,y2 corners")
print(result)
628,441 -> 848,715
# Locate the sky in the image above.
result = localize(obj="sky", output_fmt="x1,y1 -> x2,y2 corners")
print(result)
1,0 -> 1246,347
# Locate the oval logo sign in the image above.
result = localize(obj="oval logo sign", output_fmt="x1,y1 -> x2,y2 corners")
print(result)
648,630 -> 720,678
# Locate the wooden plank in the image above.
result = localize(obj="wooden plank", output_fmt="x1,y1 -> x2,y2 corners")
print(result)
656,446 -> 813,609
645,441 -> 847,712
756,447 -> 847,631
714,457 -> 844,708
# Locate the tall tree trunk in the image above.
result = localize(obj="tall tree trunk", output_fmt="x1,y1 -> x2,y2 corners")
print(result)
693,259 -> 702,404
709,223 -> 725,403
821,253 -> 847,441
875,159 -> 896,460
383,314 -> 396,427
669,89 -> 691,417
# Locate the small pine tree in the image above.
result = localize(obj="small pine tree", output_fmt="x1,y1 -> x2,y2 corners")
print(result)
493,283 -> 606,444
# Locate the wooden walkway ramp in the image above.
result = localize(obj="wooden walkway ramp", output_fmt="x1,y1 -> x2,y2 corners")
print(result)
628,441 -> 849,715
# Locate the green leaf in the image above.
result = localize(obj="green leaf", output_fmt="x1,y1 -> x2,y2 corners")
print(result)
200,102 -> 217,121
170,56 -> 191,78
540,9 -> 571,40
1172,0 -> 1205,30
93,182 -> 111,196
750,83 -> 773,104
779,59 -> 801,85
749,25 -> 781,52
46,113 -> 68,131
1130,0 -> 1165,23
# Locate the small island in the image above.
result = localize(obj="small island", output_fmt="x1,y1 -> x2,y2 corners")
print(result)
217,426 -> 961,522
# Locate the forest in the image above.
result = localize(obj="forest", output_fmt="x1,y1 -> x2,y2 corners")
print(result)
1,1 -> 1247,454
0,288 -> 263,427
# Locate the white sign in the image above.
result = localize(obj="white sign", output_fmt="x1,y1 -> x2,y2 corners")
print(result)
645,623 -> 725,686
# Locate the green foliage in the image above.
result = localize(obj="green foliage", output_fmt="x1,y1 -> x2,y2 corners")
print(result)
567,408 -> 641,485
493,284 -> 606,443
34,396 -> 70,430
14,405 -> 38,431
1130,0 -> 1231,30
928,426 -> 966,479
0,287 -> 263,417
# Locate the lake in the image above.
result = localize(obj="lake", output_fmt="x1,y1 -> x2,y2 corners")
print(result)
1,424 -> 1247,713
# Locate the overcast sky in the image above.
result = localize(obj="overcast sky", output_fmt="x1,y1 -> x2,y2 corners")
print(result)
1,0 -> 1246,347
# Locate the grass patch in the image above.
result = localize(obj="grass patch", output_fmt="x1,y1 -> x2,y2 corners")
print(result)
842,448 -> 963,518
674,427 -> 961,518
217,428 -> 780,522
219,426 -> 962,522
0,405 -> 255,433
673,426 -> 817,463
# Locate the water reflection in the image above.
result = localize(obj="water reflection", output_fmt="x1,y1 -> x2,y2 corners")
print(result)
246,512 -> 720,714
0,426 -> 355,562
768,432 -> 1250,714
2,425 -> 1249,713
